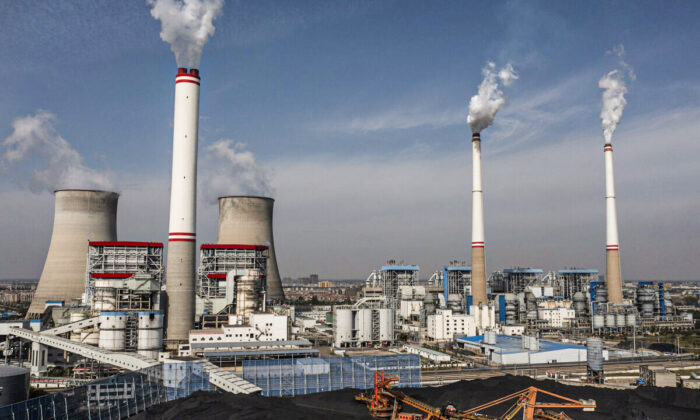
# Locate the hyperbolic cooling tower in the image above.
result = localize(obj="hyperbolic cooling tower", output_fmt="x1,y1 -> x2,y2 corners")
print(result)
604,143 -> 623,303
27,190 -> 118,319
165,67 -> 201,342
217,196 -> 285,300
470,132 -> 488,305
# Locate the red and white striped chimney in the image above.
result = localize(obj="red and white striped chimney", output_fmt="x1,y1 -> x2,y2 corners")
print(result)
165,67 -> 200,343
604,143 -> 623,303
471,132 -> 488,305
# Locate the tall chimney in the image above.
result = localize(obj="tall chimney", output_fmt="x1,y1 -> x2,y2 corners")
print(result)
27,190 -> 118,319
165,67 -> 200,342
217,196 -> 285,301
604,143 -> 623,303
470,132 -> 488,305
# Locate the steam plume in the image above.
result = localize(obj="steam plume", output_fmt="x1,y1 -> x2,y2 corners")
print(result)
0,111 -> 113,193
201,139 -> 273,202
148,0 -> 224,68
599,45 -> 635,143
467,62 -> 518,133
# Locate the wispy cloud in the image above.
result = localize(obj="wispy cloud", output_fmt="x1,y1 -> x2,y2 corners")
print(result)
316,104 -> 465,133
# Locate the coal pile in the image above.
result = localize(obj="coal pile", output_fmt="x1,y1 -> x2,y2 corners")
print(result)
135,375 -> 700,420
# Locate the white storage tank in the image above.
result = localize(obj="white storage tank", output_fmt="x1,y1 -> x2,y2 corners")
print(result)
234,269 -> 262,322
137,312 -> 164,360
355,309 -> 373,344
334,308 -> 353,346
99,312 -> 126,351
586,337 -> 604,373
626,312 -> 637,327
615,313 -> 626,328
69,311 -> 87,342
484,329 -> 497,345
378,308 -> 394,343
93,281 -> 117,312
605,313 -> 616,328
81,329 -> 99,346
592,314 -> 605,329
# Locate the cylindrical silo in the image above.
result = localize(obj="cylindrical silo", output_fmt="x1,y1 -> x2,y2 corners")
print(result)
235,270 -> 262,322
378,308 -> 394,343
81,329 -> 99,346
592,314 -> 605,329
573,292 -> 587,317
137,312 -> 164,360
334,308 -> 353,346
605,313 -> 616,328
615,313 -> 626,328
0,366 -> 30,406
626,312 -> 637,327
93,280 -> 117,312
355,309 -> 372,344
217,196 -> 284,300
69,311 -> 88,342
27,190 -> 119,318
99,312 -> 126,351
586,337 -> 604,383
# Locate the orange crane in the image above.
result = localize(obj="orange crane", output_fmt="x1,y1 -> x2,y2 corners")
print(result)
355,371 -> 596,420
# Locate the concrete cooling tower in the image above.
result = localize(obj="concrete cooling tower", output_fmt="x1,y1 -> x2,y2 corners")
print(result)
27,190 -> 119,319
217,196 -> 285,300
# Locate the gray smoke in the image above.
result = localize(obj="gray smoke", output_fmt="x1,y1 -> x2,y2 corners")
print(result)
148,0 -> 224,68
0,111 -> 114,193
467,62 -> 518,133
201,139 -> 273,202
600,44 -> 635,144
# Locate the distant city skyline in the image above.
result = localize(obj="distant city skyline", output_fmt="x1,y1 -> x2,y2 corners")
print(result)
1,1 -> 698,280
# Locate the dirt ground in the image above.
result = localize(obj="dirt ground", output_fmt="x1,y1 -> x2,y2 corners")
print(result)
135,375 -> 700,420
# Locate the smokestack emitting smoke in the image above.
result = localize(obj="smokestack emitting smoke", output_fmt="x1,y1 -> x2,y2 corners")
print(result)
0,111 -> 113,192
150,0 -> 223,343
467,62 -> 517,305
599,46 -> 634,304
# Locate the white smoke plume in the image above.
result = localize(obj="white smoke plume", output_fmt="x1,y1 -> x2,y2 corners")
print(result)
148,0 -> 224,68
467,62 -> 518,133
599,44 -> 635,143
0,111 -> 114,193
201,139 -> 273,202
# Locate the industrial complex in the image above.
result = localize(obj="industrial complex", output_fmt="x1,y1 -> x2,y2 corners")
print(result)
1,3 -> 699,420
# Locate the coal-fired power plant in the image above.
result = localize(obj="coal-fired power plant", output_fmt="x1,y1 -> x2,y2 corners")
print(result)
27,190 -> 119,319
604,143 -> 623,303
165,67 -> 201,342
217,196 -> 285,300
470,133 -> 487,305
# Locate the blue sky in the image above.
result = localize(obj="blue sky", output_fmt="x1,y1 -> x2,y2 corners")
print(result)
1,0 -> 698,280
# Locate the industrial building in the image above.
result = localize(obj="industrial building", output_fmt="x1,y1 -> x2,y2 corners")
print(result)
426,308 -> 476,341
333,303 -> 394,347
503,268 -> 543,294
455,334 -> 599,365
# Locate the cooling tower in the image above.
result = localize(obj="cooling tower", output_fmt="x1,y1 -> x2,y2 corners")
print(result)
604,143 -> 623,303
26,190 -> 118,319
470,132 -> 488,305
165,67 -> 201,342
217,196 -> 285,300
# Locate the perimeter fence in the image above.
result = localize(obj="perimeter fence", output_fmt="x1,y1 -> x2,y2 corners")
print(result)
0,360 -> 215,420
242,354 -> 421,396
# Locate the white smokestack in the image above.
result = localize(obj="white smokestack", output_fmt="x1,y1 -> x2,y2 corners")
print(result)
150,0 -> 224,344
466,62 -> 517,305
598,46 -> 633,304
164,67 -> 201,342
149,0 -> 224,68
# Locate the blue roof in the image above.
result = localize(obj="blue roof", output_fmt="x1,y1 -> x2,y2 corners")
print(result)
503,268 -> 543,274
381,265 -> 419,271
455,335 -> 584,354
445,266 -> 471,271
557,269 -> 599,274
99,312 -> 126,316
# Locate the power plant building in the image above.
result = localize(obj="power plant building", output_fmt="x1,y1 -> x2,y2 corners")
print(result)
503,268 -> 543,294
558,269 -> 598,300
456,335 -> 598,365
